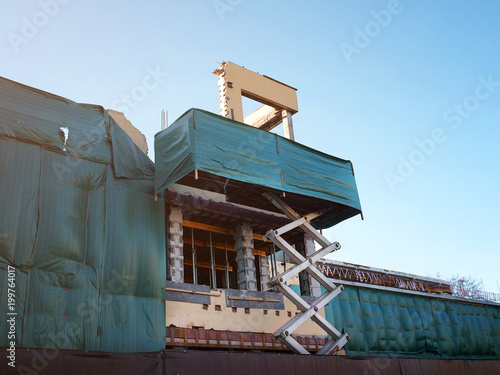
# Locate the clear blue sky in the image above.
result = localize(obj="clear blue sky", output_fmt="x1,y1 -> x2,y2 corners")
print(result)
2,1 -> 499,292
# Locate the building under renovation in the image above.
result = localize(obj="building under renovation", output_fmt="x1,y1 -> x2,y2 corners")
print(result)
0,62 -> 499,374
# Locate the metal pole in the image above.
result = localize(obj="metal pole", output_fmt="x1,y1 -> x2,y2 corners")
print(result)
225,241 -> 230,289
209,232 -> 216,289
191,228 -> 197,285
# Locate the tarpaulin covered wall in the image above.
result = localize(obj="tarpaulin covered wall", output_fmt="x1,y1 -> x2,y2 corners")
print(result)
154,109 -> 362,228
325,286 -> 500,359
0,76 -> 166,352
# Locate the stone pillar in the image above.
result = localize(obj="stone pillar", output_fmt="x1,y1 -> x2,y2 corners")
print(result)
297,234 -> 322,297
259,255 -> 271,291
296,239 -> 310,296
304,234 -> 322,298
234,222 -> 257,291
167,205 -> 184,283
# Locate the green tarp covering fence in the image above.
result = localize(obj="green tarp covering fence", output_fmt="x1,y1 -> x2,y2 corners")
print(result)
0,76 -> 166,352
325,286 -> 500,359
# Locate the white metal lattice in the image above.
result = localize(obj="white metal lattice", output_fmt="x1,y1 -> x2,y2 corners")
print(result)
263,192 -> 350,355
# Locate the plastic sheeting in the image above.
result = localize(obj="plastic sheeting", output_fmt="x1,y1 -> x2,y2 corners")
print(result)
155,109 -> 362,228
0,76 -> 165,352
325,286 -> 500,359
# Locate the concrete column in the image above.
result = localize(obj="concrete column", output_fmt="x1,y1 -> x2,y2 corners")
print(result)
305,234 -> 322,298
167,205 -> 184,283
234,222 -> 257,291
296,239 -> 311,296
297,234 -> 322,297
259,255 -> 271,291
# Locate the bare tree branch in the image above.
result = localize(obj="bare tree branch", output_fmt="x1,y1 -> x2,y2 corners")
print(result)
449,275 -> 484,300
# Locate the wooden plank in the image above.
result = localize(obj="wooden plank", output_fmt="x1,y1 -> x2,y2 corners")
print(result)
183,220 -> 232,235
282,110 -> 295,141
196,291 -> 221,297
253,233 -> 267,242
183,220 -> 269,245
165,287 -> 220,297
227,296 -> 281,303
227,296 -> 264,302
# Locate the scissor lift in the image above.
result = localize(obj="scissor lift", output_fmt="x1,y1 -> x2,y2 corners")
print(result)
263,192 -> 350,355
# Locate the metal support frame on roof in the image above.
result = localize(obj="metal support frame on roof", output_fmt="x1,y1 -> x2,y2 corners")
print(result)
263,192 -> 350,355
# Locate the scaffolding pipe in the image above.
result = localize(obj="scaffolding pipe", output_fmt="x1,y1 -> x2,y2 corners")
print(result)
191,228 -> 197,285
225,241 -> 230,289
209,232 -> 216,289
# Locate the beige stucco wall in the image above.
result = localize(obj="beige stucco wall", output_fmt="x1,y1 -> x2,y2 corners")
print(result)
107,109 -> 148,155
166,289 -> 326,336
220,61 -> 298,122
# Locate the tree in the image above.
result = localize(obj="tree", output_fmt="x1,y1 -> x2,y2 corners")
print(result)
449,275 -> 485,300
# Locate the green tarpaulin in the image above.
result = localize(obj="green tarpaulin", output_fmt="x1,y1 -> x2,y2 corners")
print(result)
0,76 -> 166,352
324,286 -> 500,359
155,109 -> 362,228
